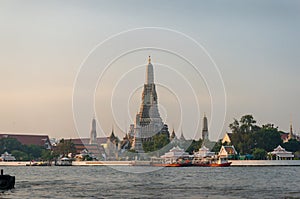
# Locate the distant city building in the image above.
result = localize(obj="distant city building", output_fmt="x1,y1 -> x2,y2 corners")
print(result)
130,56 -> 169,153
0,133 -> 52,150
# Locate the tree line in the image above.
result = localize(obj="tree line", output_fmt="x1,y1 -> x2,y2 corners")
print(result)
0,138 -> 76,161
222,114 -> 300,159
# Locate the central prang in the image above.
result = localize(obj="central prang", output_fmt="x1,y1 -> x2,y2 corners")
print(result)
129,56 -> 169,153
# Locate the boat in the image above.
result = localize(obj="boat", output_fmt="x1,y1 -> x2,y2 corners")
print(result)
55,157 -> 72,166
150,146 -> 194,167
26,161 -> 52,166
193,156 -> 231,167
0,169 -> 15,191
151,162 -> 182,167
151,156 -> 193,167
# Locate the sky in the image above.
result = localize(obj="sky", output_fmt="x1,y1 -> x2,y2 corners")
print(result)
0,0 -> 299,141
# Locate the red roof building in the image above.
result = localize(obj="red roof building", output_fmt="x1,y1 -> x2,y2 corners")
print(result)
0,133 -> 52,150
66,137 -> 107,159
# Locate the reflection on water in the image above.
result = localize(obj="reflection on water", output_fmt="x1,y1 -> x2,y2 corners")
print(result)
1,166 -> 300,198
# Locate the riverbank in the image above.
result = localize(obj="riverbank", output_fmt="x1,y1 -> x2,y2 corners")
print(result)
0,162 -> 28,166
72,161 -> 133,166
230,160 -> 300,166
1,160 -> 300,166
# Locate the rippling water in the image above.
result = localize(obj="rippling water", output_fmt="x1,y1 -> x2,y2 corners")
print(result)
1,166 -> 300,198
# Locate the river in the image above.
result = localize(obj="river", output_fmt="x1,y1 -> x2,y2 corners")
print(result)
1,166 -> 300,198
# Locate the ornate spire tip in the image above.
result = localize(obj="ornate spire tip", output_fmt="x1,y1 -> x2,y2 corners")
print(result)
148,56 -> 151,63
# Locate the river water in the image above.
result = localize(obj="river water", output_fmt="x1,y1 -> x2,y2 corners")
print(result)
1,166 -> 300,198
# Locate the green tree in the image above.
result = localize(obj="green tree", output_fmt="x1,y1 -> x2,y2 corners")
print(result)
253,126 -> 282,152
41,149 -> 54,161
283,139 -> 300,153
11,150 -> 29,161
228,115 -> 282,155
186,139 -> 202,154
211,140 -> 223,153
53,139 -> 76,158
229,119 -> 240,134
0,138 -> 23,154
252,148 -> 267,160
294,151 -> 300,159
240,115 -> 257,133
143,133 -> 170,153
25,144 -> 43,160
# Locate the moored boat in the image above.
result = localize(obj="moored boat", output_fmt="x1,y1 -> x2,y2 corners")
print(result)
55,157 -> 72,166
26,161 -> 52,166
0,169 -> 15,191
151,156 -> 193,167
151,163 -> 182,167
193,156 -> 231,167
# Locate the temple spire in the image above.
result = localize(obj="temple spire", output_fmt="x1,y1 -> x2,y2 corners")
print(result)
202,114 -> 209,141
146,56 -> 154,84
290,115 -> 293,134
288,115 -> 294,140
89,117 -> 97,144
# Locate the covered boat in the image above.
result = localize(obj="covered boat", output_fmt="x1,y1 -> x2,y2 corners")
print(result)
151,146 -> 193,167
193,156 -> 231,167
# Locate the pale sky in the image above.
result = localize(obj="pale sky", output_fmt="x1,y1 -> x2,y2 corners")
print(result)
0,0 -> 299,141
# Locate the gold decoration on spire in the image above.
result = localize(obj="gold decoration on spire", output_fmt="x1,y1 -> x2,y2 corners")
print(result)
148,56 -> 151,64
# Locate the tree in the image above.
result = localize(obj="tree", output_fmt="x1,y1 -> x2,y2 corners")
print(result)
228,115 -> 281,155
41,149 -> 54,161
229,119 -> 240,134
0,138 -> 23,154
211,140 -> 222,152
186,139 -> 202,154
240,115 -> 257,133
143,133 -> 170,153
253,126 -> 282,152
25,144 -> 43,160
253,148 -> 267,160
11,150 -> 29,161
283,139 -> 300,153
53,139 -> 76,158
